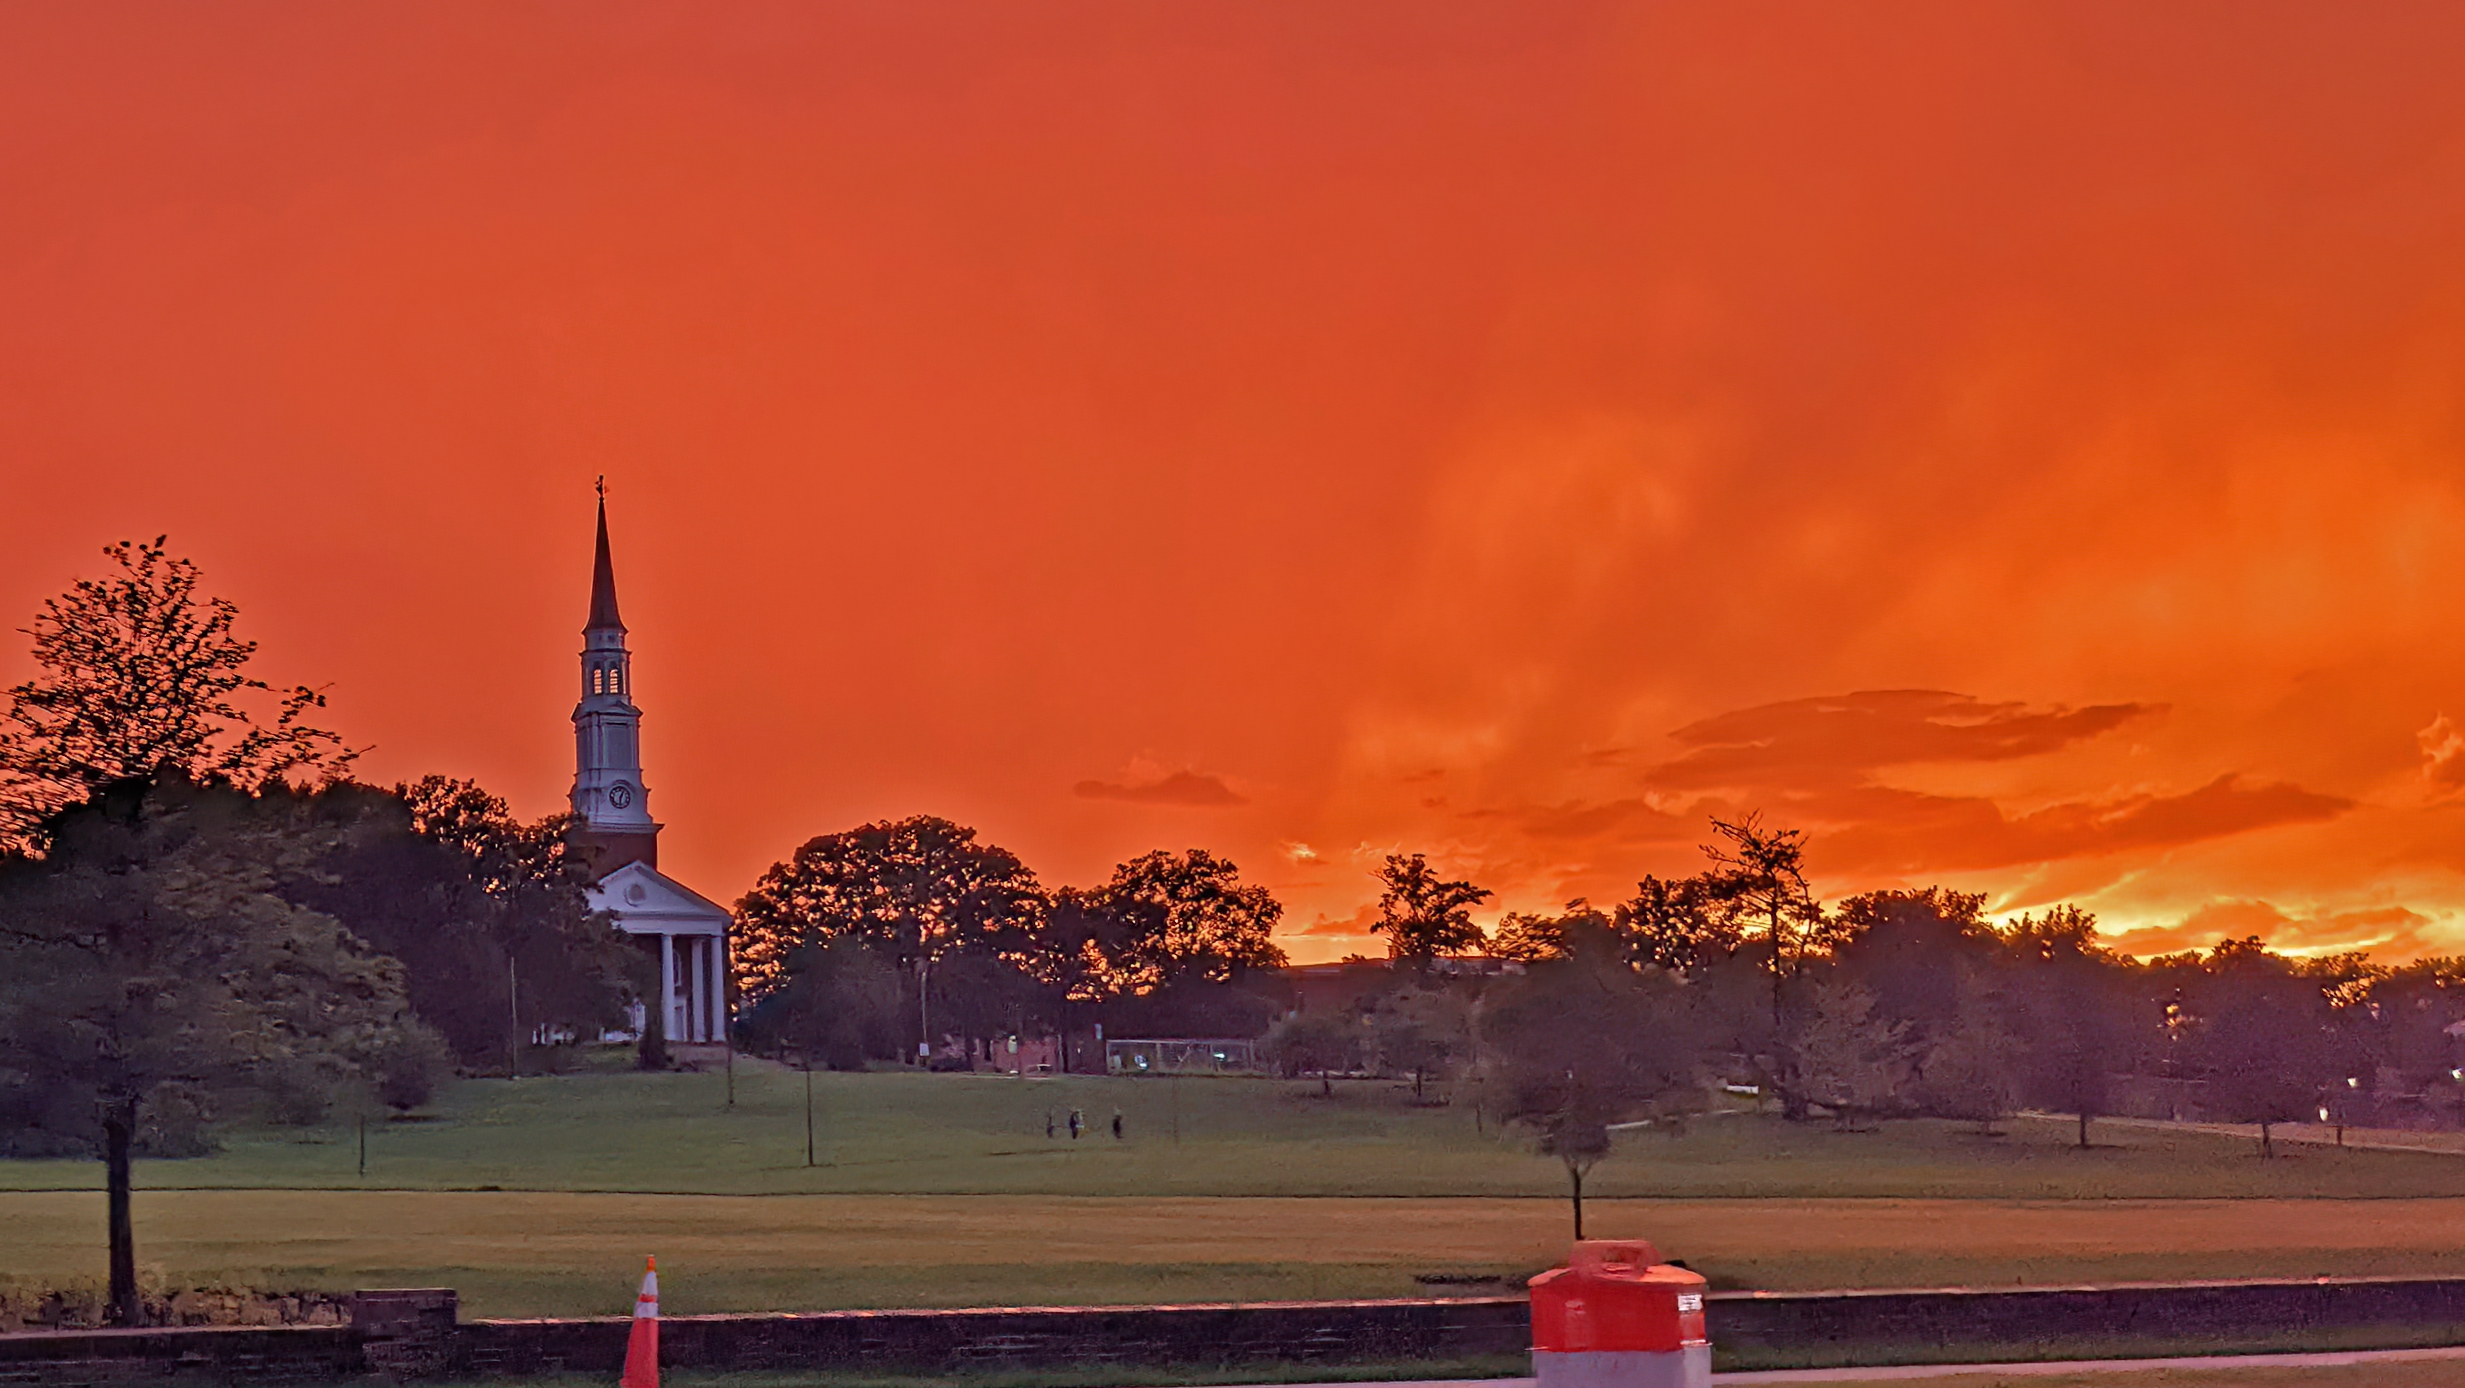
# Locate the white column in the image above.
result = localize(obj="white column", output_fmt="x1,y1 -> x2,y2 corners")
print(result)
658,932 -> 675,1043
705,936 -> 724,1045
685,934 -> 703,1042
700,931 -> 719,1045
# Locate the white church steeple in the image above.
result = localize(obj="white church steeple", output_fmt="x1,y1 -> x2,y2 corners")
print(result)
571,484 -> 661,869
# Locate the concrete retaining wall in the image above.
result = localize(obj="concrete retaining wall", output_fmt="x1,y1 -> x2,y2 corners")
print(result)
1706,1276 -> 2465,1360
3,1277 -> 2464,1383
462,1297 -> 1529,1377
0,1325 -> 365,1385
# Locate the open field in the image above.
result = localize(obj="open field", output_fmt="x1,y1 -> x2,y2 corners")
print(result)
6,1060 -> 2464,1200
18,1188 -> 2465,1316
13,1060 -> 2465,1316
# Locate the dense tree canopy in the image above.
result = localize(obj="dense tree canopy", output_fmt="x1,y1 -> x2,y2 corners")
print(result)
1083,848 -> 1287,991
732,815 -> 1043,1002
282,777 -> 636,1066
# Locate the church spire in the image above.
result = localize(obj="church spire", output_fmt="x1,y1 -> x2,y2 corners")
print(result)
587,477 -> 624,633
571,482 -> 658,872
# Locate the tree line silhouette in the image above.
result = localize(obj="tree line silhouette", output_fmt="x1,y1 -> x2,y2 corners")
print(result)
5,537 -> 2460,1315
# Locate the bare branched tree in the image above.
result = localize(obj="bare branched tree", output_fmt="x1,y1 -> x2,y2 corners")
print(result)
0,538 -> 354,850
1700,813 -> 1835,1117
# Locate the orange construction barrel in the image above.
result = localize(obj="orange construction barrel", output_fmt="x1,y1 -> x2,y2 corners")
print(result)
1528,1240 -> 1710,1388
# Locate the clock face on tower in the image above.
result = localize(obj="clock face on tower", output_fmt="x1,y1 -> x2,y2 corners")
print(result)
608,782 -> 635,809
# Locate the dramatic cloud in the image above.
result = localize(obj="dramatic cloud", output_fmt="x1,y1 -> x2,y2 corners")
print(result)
1815,775 -> 2353,878
1073,770 -> 1247,808
1654,691 -> 2157,791
2106,900 -> 2445,961
7,5 -> 2465,958
2420,715 -> 2465,797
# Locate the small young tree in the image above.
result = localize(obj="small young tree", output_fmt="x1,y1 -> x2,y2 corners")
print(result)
1536,1104 -> 1615,1240
1367,986 -> 1470,1099
1264,1009 -> 1362,1096
1481,945 -> 1696,1238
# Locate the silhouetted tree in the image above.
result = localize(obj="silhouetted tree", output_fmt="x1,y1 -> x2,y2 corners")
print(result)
0,538 -> 354,852
1086,848 -> 1287,990
1488,910 -> 1567,962
2365,957 -> 2465,1101
1373,853 -> 1491,966
1699,814 -> 1833,1116
1486,899 -> 1616,964
2184,938 -> 2340,1157
732,816 -> 1042,1057
1833,887 -> 1995,1055
1616,874 -> 1736,974
1013,888 -> 1132,1071
289,777 -> 635,1068
2005,906 -> 2126,1147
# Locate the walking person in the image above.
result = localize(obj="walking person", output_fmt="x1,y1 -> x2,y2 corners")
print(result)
1068,1108 -> 1083,1140
1111,1109 -> 1124,1140
1045,1110 -> 1055,1139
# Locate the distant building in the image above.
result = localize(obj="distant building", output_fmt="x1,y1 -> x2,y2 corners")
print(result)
1283,955 -> 1522,1016
1106,1038 -> 1261,1074
568,494 -> 731,1044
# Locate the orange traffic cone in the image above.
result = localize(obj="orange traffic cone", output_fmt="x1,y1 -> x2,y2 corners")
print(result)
620,1256 -> 658,1388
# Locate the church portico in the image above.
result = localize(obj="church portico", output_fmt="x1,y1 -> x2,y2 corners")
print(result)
592,861 -> 731,1044
568,490 -> 736,1046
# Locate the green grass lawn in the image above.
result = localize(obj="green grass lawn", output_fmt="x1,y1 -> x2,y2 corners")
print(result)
5,1057 -> 2460,1200
10,1055 -> 2465,1318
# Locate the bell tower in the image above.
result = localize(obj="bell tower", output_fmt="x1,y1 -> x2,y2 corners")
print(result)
571,482 -> 660,870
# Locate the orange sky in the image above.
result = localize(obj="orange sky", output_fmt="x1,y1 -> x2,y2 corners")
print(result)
8,3 -> 2465,961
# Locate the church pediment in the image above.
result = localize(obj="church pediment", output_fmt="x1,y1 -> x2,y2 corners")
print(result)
588,860 -> 730,936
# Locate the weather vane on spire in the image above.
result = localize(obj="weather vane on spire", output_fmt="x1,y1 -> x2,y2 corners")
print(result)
597,474 -> 607,501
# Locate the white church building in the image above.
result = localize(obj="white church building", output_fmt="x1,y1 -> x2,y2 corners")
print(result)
570,495 -> 732,1045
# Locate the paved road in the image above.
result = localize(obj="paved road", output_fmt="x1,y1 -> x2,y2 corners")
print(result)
1227,1345 -> 2465,1386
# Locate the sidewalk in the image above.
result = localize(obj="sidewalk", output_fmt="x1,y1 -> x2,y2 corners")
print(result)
1719,1342 -> 2465,1380
1225,1343 -> 2465,1386
2021,1110 -> 2465,1158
